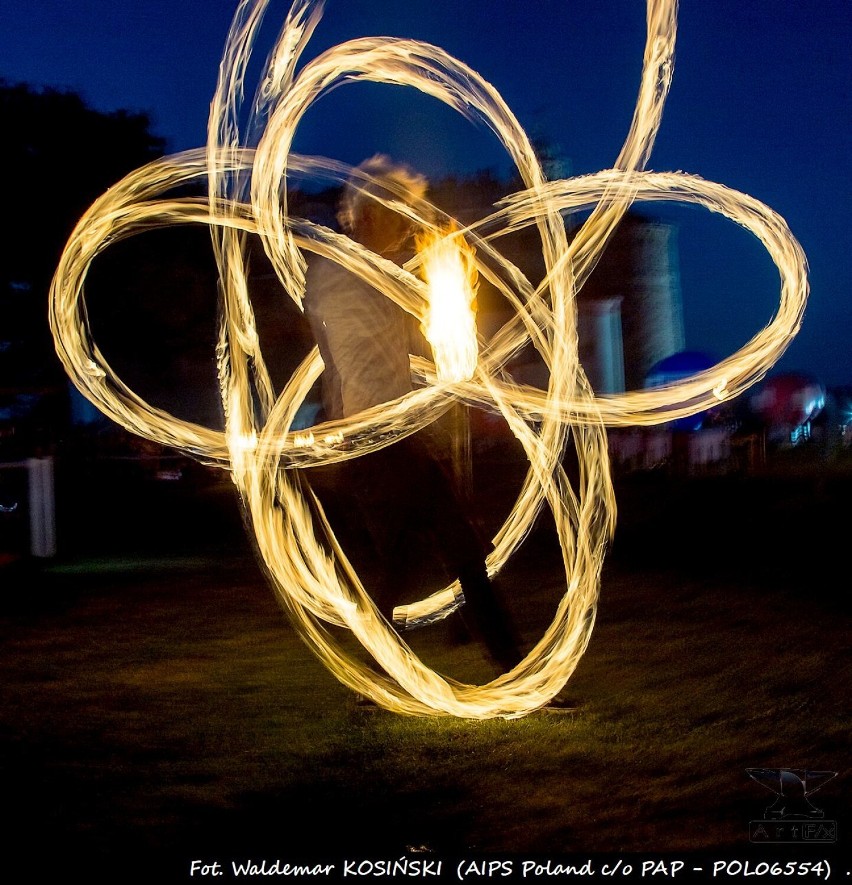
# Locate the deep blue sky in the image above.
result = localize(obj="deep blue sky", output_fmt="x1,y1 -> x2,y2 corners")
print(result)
4,0 -> 850,386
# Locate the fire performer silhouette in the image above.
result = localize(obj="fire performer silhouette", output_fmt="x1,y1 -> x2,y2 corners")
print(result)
304,156 -> 522,671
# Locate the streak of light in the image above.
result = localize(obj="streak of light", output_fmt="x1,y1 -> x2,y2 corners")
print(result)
49,0 -> 808,718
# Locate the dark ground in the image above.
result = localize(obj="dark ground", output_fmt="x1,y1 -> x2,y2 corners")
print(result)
0,441 -> 849,882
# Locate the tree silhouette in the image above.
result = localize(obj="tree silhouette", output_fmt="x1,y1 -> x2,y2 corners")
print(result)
0,81 -> 166,444
1,80 -> 165,302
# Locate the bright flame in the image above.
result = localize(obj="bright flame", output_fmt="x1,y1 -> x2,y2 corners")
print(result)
48,0 -> 809,719
418,225 -> 479,383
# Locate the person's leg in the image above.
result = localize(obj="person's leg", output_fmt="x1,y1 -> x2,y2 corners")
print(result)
348,445 -> 422,620
456,560 -> 524,671
404,440 -> 524,671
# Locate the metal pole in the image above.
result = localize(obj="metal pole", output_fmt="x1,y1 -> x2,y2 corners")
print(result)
28,456 -> 57,558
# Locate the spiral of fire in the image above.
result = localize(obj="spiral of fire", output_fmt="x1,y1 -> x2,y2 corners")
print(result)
49,0 -> 808,718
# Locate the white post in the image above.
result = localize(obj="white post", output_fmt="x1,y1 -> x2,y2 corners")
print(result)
27,456 -> 56,558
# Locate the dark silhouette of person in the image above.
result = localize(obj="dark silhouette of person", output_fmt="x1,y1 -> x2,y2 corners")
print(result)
304,155 -> 522,671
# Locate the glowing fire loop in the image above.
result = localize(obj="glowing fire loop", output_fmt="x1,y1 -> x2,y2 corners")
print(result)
49,0 -> 808,718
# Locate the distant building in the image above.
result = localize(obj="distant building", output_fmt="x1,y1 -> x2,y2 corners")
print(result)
579,214 -> 685,393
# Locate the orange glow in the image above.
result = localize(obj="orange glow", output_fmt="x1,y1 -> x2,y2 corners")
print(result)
49,0 -> 808,718
418,225 -> 479,384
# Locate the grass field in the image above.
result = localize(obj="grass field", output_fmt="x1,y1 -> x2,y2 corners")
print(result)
0,443 -> 848,881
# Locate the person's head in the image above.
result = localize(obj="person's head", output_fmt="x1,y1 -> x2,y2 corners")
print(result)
338,155 -> 429,257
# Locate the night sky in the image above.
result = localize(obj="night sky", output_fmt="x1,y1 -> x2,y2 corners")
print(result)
3,0 -> 850,386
